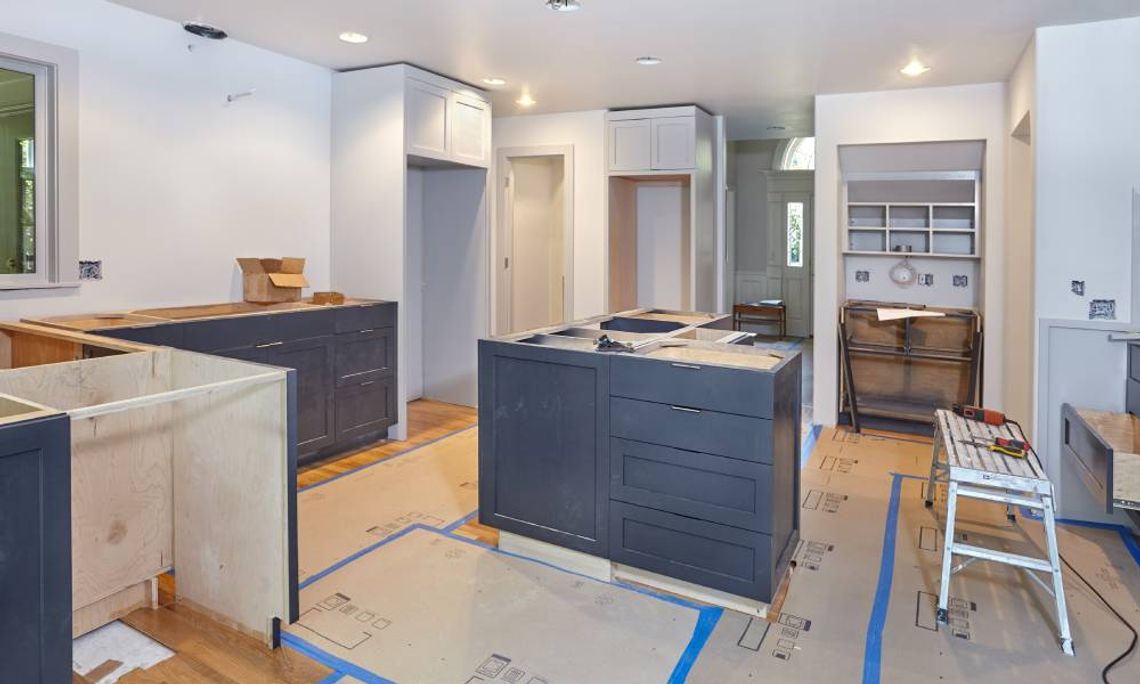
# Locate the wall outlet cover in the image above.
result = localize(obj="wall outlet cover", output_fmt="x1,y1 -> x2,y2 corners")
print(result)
1071,280 -> 1085,296
855,270 -> 870,283
952,275 -> 968,288
918,273 -> 934,287
79,260 -> 102,281
1089,299 -> 1116,320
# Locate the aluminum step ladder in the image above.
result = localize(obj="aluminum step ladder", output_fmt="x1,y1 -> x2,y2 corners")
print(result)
925,409 -> 1074,655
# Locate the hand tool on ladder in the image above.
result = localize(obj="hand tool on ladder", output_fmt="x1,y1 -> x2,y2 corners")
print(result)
952,403 -> 1007,426
961,437 -> 1031,459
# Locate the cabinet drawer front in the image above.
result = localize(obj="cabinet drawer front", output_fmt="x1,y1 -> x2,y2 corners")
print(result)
610,439 -> 772,532
611,397 -> 772,464
335,379 -> 394,442
334,328 -> 394,386
610,502 -> 771,600
272,308 -> 335,342
610,355 -> 773,418
181,316 -> 275,352
335,303 -> 396,334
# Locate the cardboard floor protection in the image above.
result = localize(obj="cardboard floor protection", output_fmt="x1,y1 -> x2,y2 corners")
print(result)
687,428 -> 1140,683
284,526 -> 716,683
298,427 -> 479,581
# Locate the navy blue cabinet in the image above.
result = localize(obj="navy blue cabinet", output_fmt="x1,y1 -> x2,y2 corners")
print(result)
95,302 -> 397,465
0,413 -> 71,683
478,340 -> 611,556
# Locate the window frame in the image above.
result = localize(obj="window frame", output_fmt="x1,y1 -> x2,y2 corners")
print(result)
786,201 -> 805,268
0,35 -> 78,290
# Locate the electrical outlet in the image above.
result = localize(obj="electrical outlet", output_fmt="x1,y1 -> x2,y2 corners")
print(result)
79,260 -> 102,281
855,270 -> 870,283
918,273 -> 934,287
1089,299 -> 1116,320
1071,280 -> 1085,296
953,275 -> 968,288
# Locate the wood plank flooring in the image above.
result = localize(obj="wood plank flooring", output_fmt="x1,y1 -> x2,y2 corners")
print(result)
88,399 -> 478,683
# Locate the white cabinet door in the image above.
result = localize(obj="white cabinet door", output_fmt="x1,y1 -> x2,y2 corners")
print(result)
608,119 -> 652,172
651,116 -> 696,170
406,79 -> 450,159
449,93 -> 490,167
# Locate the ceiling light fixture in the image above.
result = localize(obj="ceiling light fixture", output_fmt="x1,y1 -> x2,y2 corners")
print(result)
182,21 -> 228,40
900,58 -> 931,77
516,93 -> 537,108
635,56 -> 662,66
338,31 -> 369,44
545,0 -> 582,12
483,77 -> 507,86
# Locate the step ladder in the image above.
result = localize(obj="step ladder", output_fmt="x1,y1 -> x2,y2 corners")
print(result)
924,409 -> 1074,655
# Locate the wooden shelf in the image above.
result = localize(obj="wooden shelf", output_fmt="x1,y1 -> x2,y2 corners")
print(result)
842,250 -> 980,260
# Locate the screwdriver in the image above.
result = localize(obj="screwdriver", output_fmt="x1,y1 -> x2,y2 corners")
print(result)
963,437 -> 1030,458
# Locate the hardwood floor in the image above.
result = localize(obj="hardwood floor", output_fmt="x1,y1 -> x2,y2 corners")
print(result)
81,399 -> 478,683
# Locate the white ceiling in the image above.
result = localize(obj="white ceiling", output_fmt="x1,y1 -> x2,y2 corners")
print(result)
113,0 -> 1140,140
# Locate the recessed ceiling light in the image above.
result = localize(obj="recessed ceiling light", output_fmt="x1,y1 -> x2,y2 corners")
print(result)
516,93 -> 537,108
338,32 -> 369,44
183,21 -> 228,40
635,56 -> 662,66
545,0 -> 582,12
483,77 -> 507,86
900,58 -> 931,77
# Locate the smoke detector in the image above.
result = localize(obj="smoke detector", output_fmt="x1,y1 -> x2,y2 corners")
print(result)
183,21 -> 228,40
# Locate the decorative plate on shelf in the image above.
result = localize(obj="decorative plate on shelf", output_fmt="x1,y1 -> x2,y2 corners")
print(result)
889,259 -> 917,286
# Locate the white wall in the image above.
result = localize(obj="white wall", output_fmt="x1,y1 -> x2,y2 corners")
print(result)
635,183 -> 686,309
405,167 -> 425,400
0,0 -> 331,318
510,156 -> 565,331
1035,17 -> 1140,322
814,83 -> 1007,426
493,111 -> 606,320
732,140 -> 779,272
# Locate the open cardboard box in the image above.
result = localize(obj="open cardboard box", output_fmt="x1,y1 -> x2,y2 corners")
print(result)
236,257 -> 309,303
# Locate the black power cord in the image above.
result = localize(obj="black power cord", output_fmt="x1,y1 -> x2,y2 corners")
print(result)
1003,419 -> 1137,681
1058,552 -> 1138,683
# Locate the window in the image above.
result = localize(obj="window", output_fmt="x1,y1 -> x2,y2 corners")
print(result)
0,40 -> 77,289
786,202 -> 804,268
778,137 -> 815,171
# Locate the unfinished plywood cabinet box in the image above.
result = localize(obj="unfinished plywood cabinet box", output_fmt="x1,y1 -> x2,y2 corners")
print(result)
0,327 -> 296,665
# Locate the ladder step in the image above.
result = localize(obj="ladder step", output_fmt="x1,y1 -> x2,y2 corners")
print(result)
955,485 -> 1045,510
951,543 -> 1054,573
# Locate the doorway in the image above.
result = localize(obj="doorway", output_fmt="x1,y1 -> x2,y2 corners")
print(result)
496,147 -> 574,335
766,172 -> 814,338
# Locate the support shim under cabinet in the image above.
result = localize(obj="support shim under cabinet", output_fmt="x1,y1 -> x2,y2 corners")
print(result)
0,342 -> 295,646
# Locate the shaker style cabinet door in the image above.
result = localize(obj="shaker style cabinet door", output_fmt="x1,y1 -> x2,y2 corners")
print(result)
449,93 -> 490,167
405,79 -> 450,160
651,116 -> 696,170
608,119 -> 652,172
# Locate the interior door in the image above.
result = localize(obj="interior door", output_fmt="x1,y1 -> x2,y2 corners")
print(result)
765,172 -> 814,338
503,155 -> 567,333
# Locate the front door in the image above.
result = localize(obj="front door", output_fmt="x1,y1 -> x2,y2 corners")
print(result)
767,172 -> 813,338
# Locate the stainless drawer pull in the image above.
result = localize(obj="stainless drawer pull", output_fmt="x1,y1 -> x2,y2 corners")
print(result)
255,341 -> 284,348
359,328 -> 376,334
670,406 -> 702,414
670,363 -> 702,370
360,380 -> 376,387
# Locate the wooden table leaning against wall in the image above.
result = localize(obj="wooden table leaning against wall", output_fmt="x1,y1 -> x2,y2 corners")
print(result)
0,321 -> 297,682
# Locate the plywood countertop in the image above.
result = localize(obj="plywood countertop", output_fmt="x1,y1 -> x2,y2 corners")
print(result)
25,297 -> 387,331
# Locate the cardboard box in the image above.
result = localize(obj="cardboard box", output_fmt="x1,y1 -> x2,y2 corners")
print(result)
236,257 -> 309,303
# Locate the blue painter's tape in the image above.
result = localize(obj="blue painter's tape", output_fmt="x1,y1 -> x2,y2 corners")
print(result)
800,423 -> 823,468
317,672 -> 345,684
300,523 -> 430,590
299,425 -> 477,493
862,473 -> 904,684
1054,518 -> 1140,568
282,631 -> 394,683
668,606 -> 723,683
442,509 -> 479,534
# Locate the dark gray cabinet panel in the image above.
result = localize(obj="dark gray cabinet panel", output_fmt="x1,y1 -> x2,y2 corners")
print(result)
1128,343 -> 1140,416
99,323 -> 186,348
335,302 -> 395,334
478,341 -> 610,556
334,328 -> 394,387
610,501 -> 772,600
0,414 -> 71,683
611,354 -> 774,418
610,438 -> 773,532
611,396 -> 772,463
335,379 -> 394,443
271,308 -> 336,342
181,315 -> 276,352
601,317 -> 685,334
270,337 -> 335,454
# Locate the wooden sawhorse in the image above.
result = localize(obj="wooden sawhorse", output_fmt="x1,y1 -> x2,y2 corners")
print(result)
925,409 -> 1074,655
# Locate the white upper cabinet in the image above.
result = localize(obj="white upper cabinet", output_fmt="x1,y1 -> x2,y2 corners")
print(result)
405,71 -> 490,168
406,80 -> 450,159
449,93 -> 490,166
651,116 -> 696,170
607,107 -> 705,173
609,119 -> 652,171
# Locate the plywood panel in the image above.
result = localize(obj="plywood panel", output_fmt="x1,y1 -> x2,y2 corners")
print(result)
170,352 -> 290,645
609,177 -> 638,312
